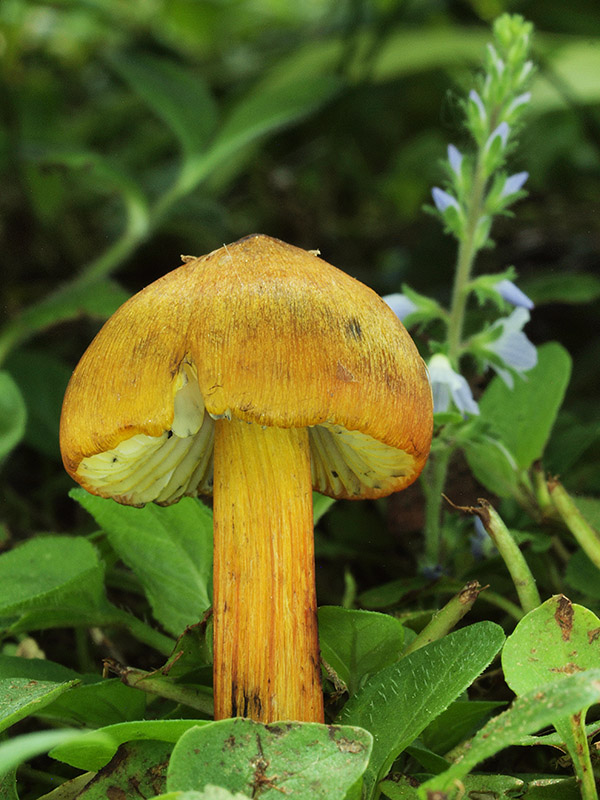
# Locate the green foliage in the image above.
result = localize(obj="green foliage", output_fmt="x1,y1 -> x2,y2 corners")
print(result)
0,2 -> 598,799
166,719 -> 372,798
339,622 -> 505,795
72,490 -> 213,636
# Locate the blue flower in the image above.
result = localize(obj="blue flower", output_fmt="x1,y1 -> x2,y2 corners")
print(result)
484,308 -> 537,387
383,293 -> 417,321
469,89 -> 487,124
427,354 -> 479,416
500,171 -> 528,199
485,121 -> 510,153
432,187 -> 460,214
447,145 -> 463,178
494,278 -> 534,310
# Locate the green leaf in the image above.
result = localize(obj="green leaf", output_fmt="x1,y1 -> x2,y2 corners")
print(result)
10,279 -> 131,351
186,68 -> 341,189
0,769 -> 18,800
38,150 -> 149,240
521,272 -> 600,305
468,342 -> 572,476
338,621 -> 505,794
0,678 -> 79,734
5,350 -> 72,459
417,669 -> 600,798
151,790 -> 247,800
381,773 -> 526,799
0,536 -> 115,635
110,53 -> 219,157
167,719 -> 372,799
72,490 -> 213,636
502,595 -> 600,790
502,595 -> 600,693
0,371 -> 27,463
565,549 -> 600,599
419,700 -> 505,755
313,493 -> 336,525
462,436 -> 520,499
318,606 -> 405,695
50,719 -> 206,771
74,740 -> 172,799
0,729 -> 99,779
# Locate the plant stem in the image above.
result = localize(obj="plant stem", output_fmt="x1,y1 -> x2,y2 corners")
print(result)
422,445 -> 453,569
104,659 -> 214,715
567,712 -> 598,800
474,499 -> 541,614
447,155 -> 488,363
403,580 -> 483,656
548,478 -> 600,571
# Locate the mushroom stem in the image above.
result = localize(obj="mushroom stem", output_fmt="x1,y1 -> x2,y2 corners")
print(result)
212,417 -> 324,723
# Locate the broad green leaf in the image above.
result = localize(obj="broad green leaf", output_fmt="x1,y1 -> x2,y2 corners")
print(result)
565,549 -> 600,599
72,490 -> 213,636
502,596 -> 600,693
9,278 -> 130,350
0,371 -> 26,462
5,350 -> 72,459
36,773 -> 94,799
521,272 -> 600,305
38,150 -> 149,240
368,27 -> 490,82
152,790 -> 247,800
0,729 -> 101,778
110,53 -> 218,157
338,622 -> 505,794
75,740 -> 172,799
472,342 -> 572,471
318,606 -> 405,694
186,68 -> 341,189
0,536 -> 115,634
380,773 -> 525,798
50,718 -> 206,771
419,700 -> 504,756
0,769 -> 18,800
313,492 -> 336,524
462,436 -> 520,499
417,669 -> 600,798
0,678 -> 79,734
0,655 -> 80,683
167,719 -> 372,799
42,679 -> 146,728
502,595 -> 600,789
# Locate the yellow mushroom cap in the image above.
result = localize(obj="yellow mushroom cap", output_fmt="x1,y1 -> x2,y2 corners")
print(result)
60,234 -> 433,505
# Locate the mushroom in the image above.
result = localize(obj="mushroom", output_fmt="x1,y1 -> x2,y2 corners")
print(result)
60,234 -> 433,724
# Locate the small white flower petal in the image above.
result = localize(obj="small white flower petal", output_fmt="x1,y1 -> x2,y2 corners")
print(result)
486,121 -> 510,152
469,89 -> 487,123
494,278 -> 534,309
383,293 -> 418,321
432,187 -> 460,213
501,171 -> 529,198
506,91 -> 531,117
427,354 -> 479,416
486,308 -> 537,384
447,144 -> 463,177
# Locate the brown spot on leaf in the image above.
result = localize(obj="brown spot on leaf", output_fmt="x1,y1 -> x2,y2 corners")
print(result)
550,662 -> 583,675
588,627 -> 600,644
554,595 -> 574,641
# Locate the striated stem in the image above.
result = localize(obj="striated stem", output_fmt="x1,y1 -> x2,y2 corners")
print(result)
212,418 -> 324,723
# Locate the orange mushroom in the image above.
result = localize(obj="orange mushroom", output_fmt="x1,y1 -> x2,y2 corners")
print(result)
60,234 -> 433,723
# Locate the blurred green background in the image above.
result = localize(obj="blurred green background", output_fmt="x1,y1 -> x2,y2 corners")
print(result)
1,0 -> 599,591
